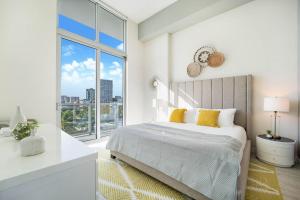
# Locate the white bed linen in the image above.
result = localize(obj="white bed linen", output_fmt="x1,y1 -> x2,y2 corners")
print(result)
107,122 -> 244,199
151,122 -> 247,162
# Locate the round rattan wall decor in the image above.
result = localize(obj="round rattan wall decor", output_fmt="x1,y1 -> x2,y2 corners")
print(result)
207,52 -> 225,67
186,46 -> 225,78
194,46 -> 216,68
187,62 -> 202,78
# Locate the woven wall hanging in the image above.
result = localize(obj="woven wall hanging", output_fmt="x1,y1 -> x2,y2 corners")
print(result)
186,46 -> 225,78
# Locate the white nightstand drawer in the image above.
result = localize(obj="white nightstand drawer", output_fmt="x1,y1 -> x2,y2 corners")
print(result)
257,141 -> 293,156
257,151 -> 294,167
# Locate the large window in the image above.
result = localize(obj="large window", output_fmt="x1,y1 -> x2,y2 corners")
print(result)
57,0 -> 126,140
60,39 -> 97,139
100,52 -> 125,136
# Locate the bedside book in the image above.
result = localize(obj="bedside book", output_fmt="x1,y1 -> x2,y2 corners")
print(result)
256,134 -> 295,167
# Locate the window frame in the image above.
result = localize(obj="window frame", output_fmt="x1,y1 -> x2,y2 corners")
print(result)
57,0 -> 127,140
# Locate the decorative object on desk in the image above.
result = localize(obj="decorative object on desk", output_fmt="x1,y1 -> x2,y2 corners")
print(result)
0,121 -> 11,136
12,119 -> 39,140
9,105 -> 27,130
264,97 -> 289,140
186,46 -> 225,78
0,127 -> 12,137
265,130 -> 273,139
20,129 -> 45,157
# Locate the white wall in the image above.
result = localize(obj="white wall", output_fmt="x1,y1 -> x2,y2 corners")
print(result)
143,34 -> 170,122
143,0 -> 299,150
0,0 -> 57,124
126,20 -> 145,125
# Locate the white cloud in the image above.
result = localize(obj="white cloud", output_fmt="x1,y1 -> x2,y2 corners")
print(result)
112,61 -> 121,68
62,60 -> 80,72
116,43 -> 124,51
62,71 -> 80,83
86,76 -> 94,81
62,58 -> 97,85
62,44 -> 75,56
62,58 -> 123,86
107,61 -> 123,77
62,58 -> 96,73
109,67 -> 122,77
100,62 -> 106,78
62,70 -> 95,85
83,58 -> 96,70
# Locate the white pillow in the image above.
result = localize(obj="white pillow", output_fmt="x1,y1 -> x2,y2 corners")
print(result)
197,108 -> 236,127
184,108 -> 198,123
218,108 -> 236,127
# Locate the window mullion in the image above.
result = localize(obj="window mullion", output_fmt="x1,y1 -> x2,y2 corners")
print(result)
95,4 -> 99,43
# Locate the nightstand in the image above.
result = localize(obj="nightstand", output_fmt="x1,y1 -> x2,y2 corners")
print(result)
256,135 -> 295,167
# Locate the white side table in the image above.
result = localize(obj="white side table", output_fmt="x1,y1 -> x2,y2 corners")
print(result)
256,135 -> 295,167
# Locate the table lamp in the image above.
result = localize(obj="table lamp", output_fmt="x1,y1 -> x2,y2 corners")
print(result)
264,97 -> 289,139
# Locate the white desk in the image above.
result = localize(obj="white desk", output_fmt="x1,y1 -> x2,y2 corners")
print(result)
0,124 -> 98,200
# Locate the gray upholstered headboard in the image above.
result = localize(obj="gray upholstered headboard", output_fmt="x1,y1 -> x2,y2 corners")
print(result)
169,75 -> 252,139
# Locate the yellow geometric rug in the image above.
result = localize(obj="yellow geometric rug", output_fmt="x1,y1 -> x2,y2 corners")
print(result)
245,160 -> 282,200
98,150 -> 283,200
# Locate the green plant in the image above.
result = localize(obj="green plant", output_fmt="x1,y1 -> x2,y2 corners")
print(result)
12,119 -> 39,140
266,130 -> 272,135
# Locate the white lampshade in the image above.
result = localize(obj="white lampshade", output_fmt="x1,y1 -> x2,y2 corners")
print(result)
264,97 -> 289,112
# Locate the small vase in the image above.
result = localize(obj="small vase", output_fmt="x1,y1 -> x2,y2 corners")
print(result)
10,105 -> 27,130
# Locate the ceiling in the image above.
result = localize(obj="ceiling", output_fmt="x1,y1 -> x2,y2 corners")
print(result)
100,0 -> 177,23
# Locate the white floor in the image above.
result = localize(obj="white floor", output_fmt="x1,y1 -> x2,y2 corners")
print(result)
87,137 -> 109,150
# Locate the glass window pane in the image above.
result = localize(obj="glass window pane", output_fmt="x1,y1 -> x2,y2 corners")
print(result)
60,38 -> 96,140
100,52 -> 124,136
99,7 -> 125,51
58,0 -> 96,40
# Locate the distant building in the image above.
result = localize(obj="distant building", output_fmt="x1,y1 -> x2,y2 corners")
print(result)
61,95 -> 70,104
113,96 -> 122,102
70,96 -> 80,104
101,79 -> 113,103
86,88 -> 95,103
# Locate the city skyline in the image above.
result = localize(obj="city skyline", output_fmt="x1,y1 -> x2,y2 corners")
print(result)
61,79 -> 122,104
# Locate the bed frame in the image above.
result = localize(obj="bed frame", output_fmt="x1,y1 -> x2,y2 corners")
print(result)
111,75 -> 252,200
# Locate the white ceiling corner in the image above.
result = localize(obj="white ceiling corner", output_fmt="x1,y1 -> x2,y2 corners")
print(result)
100,0 -> 177,23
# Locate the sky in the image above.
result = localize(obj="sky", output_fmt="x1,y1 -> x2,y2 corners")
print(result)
59,15 -> 124,99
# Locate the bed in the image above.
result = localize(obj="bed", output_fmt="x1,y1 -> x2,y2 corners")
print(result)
107,75 -> 252,200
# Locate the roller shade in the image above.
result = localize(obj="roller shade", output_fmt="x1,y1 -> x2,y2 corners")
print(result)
58,0 -> 96,29
99,6 -> 124,41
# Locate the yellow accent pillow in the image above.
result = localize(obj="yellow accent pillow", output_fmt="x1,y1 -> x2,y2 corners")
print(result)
169,108 -> 187,123
197,109 -> 220,127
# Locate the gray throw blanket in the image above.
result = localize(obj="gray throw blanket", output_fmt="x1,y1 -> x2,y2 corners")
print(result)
106,123 -> 242,200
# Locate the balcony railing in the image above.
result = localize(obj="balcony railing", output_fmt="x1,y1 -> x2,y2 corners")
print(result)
61,102 -> 123,139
